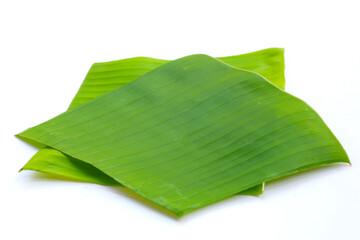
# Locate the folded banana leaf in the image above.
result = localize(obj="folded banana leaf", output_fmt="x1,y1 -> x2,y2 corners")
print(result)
17,54 -> 349,216
22,48 -> 284,195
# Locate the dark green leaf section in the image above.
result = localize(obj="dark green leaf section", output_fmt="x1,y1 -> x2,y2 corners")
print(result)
18,55 -> 349,216
23,48 -> 285,195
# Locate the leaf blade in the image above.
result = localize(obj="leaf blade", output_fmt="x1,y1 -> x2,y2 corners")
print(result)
23,48 -> 285,195
18,54 -> 349,215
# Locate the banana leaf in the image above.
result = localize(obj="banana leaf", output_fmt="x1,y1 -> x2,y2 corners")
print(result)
17,54 -> 349,216
22,48 -> 285,195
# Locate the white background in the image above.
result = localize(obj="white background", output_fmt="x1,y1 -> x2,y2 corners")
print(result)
1,0 -> 359,239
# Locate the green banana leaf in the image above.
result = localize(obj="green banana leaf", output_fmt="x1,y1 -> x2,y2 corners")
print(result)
22,48 -> 285,196
17,54 -> 349,216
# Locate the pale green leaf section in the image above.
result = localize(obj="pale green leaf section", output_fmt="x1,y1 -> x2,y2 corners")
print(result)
23,48 -> 285,195
18,54 -> 349,216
